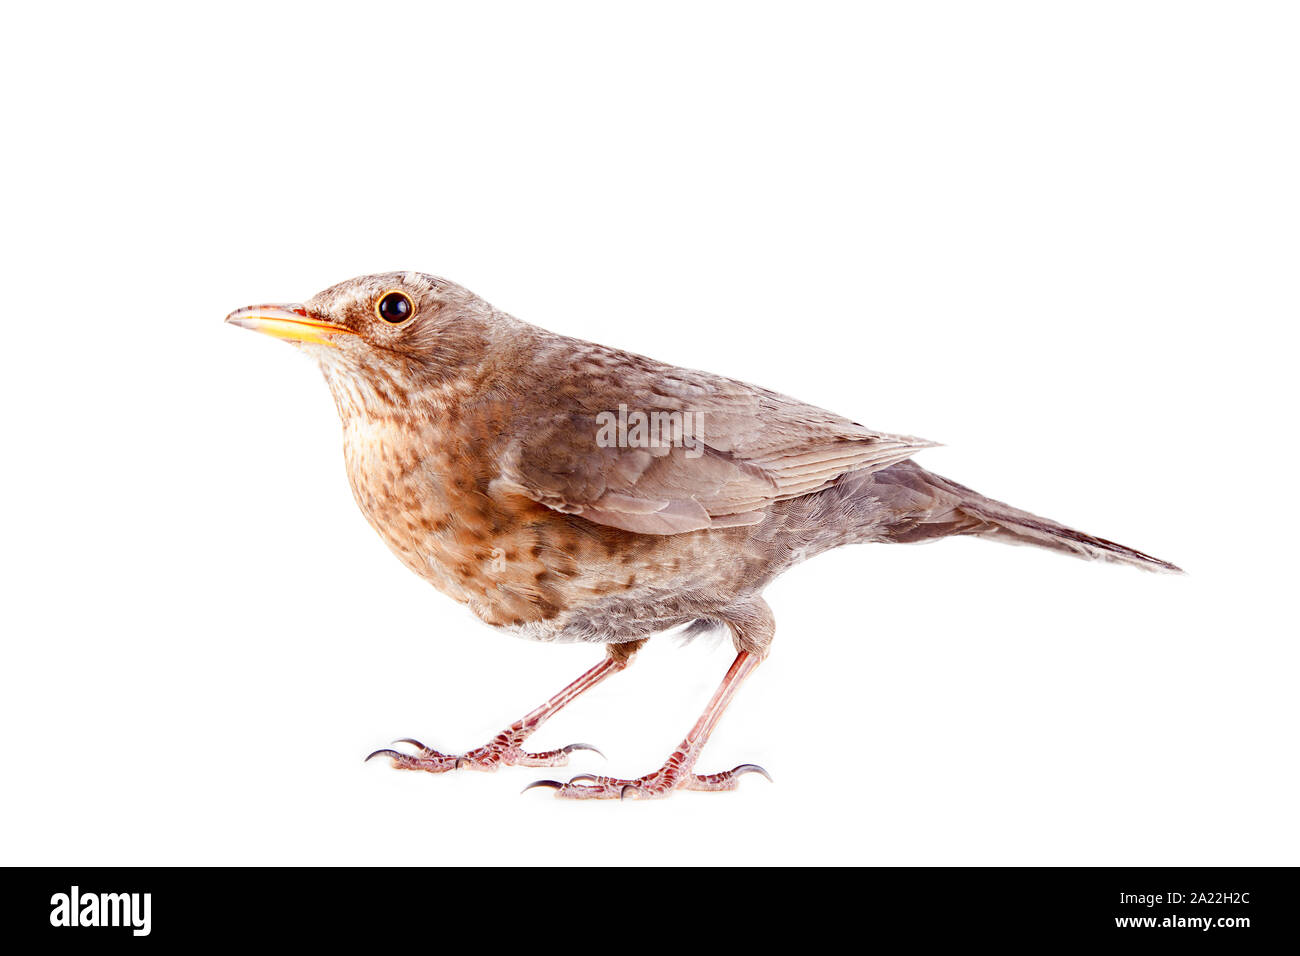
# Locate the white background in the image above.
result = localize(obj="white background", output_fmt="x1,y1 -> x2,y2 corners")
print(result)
2,2 -> 1296,866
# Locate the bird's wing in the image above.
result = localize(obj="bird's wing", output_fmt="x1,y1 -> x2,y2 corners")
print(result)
494,338 -> 936,535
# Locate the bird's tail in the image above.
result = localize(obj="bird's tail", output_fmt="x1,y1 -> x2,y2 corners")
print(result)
871,460 -> 1182,573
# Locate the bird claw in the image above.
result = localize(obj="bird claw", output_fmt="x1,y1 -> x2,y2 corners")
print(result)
520,771 -> 666,800
523,762 -> 771,799
561,742 -> 605,759
367,732 -> 605,774
393,737 -> 431,751
364,744 -> 462,773
521,773 -> 640,799
509,741 -> 603,767
681,763 -> 772,791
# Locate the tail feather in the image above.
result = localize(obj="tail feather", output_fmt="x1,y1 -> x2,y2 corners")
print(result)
874,461 -> 1182,574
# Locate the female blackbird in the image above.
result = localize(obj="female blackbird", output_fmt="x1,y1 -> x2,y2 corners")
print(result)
227,271 -> 1179,799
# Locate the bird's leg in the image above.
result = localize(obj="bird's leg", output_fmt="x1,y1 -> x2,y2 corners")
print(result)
527,650 -> 769,799
366,643 -> 640,774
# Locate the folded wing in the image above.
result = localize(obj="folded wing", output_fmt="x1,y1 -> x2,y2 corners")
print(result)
495,340 -> 936,534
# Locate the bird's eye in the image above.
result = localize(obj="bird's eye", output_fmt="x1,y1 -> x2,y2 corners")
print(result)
375,290 -> 414,324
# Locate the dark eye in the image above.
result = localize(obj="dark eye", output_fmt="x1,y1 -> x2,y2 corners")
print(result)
375,290 -> 414,324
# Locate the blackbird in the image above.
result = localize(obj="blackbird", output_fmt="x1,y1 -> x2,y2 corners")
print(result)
227,271 -> 1179,799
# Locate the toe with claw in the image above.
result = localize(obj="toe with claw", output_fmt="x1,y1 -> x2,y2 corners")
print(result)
523,763 -> 771,799
367,731 -> 602,774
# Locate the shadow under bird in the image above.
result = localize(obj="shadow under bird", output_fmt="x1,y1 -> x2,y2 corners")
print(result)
226,271 -> 1180,800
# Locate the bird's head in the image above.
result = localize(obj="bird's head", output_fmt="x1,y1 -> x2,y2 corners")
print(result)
226,271 -> 507,416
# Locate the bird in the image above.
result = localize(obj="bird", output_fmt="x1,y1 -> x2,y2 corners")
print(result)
226,271 -> 1180,799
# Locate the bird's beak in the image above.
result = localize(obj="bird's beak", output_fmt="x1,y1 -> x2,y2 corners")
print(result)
224,304 -> 356,348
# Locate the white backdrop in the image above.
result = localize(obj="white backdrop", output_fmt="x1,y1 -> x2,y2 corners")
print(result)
2,2 -> 1295,866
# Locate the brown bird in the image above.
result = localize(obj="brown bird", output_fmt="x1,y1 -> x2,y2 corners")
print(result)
226,271 -> 1180,799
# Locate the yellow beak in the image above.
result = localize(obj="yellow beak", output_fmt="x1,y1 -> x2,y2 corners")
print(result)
224,304 -> 356,347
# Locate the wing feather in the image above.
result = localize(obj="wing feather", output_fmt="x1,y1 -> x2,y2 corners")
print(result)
493,334 -> 936,534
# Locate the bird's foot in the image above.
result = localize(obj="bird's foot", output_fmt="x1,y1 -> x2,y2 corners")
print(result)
366,729 -> 601,774
524,762 -> 771,800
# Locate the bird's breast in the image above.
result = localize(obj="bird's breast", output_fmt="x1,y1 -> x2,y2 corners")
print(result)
339,417 -> 589,628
